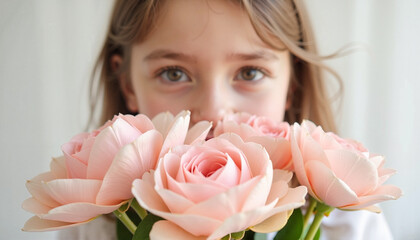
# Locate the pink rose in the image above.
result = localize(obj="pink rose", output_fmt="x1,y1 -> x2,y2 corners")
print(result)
132,133 -> 307,240
214,112 -> 292,170
22,111 -> 211,231
290,120 -> 402,211
61,113 -> 155,179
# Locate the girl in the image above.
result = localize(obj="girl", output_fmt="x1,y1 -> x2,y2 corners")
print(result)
60,0 -> 393,239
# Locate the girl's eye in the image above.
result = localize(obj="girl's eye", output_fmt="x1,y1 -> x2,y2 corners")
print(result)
159,68 -> 189,82
236,68 -> 265,81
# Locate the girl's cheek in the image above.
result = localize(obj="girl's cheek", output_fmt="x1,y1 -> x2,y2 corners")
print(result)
236,91 -> 287,121
136,90 -> 191,119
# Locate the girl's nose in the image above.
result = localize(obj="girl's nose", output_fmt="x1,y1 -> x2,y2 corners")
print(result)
190,82 -> 233,125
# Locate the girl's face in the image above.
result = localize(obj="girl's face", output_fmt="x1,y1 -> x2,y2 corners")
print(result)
123,0 -> 291,126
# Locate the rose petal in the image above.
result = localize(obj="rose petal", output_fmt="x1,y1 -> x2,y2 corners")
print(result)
120,114 -> 155,133
134,178 -> 222,236
22,197 -> 52,215
326,149 -> 378,196
272,169 -> 293,183
152,213 -> 222,237
183,176 -> 263,220
369,155 -> 384,169
189,182 -> 301,237
272,186 -> 307,208
87,119 -> 142,179
341,185 -> 402,211
301,120 -> 317,132
167,178 -> 227,203
26,174 -> 60,208
185,120 -> 212,144
42,179 -> 102,204
50,156 -> 67,179
301,133 -> 331,167
291,124 -> 314,196
96,130 -> 163,205
248,136 -> 292,170
360,204 -> 382,213
160,152 -> 183,186
159,111 -> 190,157
216,133 -> 265,179
22,216 -> 89,232
132,175 -> 170,213
156,188 -> 195,214
72,137 -> 94,165
305,160 -> 358,207
61,133 -> 91,178
39,202 -> 123,222
163,151 -> 228,202
208,153 -> 241,186
312,128 -> 342,150
241,170 -> 272,212
152,111 -> 175,137
208,200 -> 278,240
150,220 -> 207,240
266,176 -> 290,204
250,210 -> 290,233
63,154 -> 88,179
214,118 -> 257,139
179,149 -> 241,188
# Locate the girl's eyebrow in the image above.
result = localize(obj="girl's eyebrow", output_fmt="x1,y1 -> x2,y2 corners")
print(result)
143,49 -> 197,63
143,49 -> 280,63
226,51 -> 280,61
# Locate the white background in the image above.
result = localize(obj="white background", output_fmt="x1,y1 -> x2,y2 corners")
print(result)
1,1 -> 419,239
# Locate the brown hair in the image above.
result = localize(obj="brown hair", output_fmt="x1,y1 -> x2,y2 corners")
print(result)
88,0 -> 341,132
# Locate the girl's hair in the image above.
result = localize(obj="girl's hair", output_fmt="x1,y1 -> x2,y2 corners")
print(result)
88,0 -> 341,132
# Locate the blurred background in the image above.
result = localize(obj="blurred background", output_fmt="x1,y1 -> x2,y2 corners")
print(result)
1,0 -> 418,239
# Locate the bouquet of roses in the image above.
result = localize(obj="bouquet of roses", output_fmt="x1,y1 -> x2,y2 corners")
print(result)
22,111 -> 401,240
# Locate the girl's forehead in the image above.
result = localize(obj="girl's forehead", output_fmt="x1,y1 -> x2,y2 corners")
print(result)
153,0 -> 252,39
155,0 -> 246,30
135,0 -> 286,59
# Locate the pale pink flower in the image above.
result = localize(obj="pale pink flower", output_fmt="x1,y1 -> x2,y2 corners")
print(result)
132,133 -> 307,240
214,112 -> 292,170
61,113 -> 156,180
22,111 -> 211,231
290,120 -> 402,211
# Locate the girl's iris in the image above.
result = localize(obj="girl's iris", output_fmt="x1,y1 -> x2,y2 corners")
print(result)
237,68 -> 264,81
160,68 -> 189,82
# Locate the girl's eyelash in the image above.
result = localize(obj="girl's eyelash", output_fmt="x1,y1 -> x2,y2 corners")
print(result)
155,66 -> 185,77
154,65 -> 270,78
239,66 -> 268,75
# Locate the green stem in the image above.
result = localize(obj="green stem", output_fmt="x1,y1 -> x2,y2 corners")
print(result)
304,202 -> 334,240
113,209 -> 137,234
303,197 -> 317,229
131,198 -> 148,220
304,210 -> 324,240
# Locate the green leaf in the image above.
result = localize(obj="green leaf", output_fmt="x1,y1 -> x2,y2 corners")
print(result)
273,209 -> 304,240
221,235 -> 231,240
231,230 -> 246,239
132,214 -> 163,240
117,217 -> 134,240
243,230 -> 256,240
